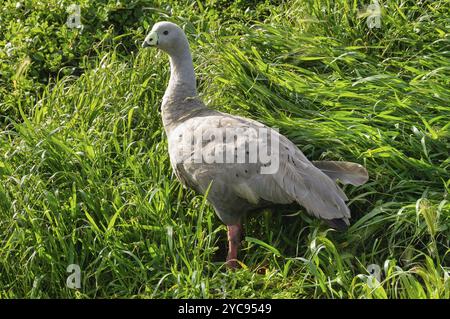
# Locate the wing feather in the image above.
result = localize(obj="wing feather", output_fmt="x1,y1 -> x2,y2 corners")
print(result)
168,113 -> 352,224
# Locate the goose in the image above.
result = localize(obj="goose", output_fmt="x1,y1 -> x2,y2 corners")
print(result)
142,21 -> 368,268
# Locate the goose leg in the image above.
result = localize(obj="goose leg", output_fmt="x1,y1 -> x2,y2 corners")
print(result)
226,224 -> 242,269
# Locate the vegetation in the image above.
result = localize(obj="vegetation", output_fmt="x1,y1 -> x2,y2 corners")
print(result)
0,0 -> 449,298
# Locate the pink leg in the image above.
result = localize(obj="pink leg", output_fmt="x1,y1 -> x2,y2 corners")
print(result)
226,224 -> 242,269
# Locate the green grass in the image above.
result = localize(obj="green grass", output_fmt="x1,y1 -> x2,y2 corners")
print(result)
0,0 -> 449,298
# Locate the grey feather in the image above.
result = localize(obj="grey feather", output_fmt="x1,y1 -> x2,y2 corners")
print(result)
144,21 -> 368,228
312,161 -> 369,186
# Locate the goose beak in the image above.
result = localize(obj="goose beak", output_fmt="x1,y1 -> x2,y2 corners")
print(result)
142,31 -> 158,48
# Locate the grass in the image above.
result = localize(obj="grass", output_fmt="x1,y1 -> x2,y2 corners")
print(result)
0,0 -> 449,298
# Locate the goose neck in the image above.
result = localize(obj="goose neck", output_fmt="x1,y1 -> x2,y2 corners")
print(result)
165,49 -> 197,100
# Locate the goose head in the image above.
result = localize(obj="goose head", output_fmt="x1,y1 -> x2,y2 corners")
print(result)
142,21 -> 189,57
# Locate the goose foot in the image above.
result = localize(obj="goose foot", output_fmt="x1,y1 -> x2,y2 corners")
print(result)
226,224 -> 242,269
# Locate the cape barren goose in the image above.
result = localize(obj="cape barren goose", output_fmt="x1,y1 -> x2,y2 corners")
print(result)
142,21 -> 368,268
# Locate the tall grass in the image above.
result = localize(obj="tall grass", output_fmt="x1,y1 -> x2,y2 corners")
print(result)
0,0 -> 449,298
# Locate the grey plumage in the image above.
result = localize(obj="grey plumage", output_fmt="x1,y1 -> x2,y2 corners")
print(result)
312,161 -> 369,186
143,22 -> 369,233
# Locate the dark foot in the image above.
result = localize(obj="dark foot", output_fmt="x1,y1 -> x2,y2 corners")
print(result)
226,224 -> 242,269
226,259 -> 239,269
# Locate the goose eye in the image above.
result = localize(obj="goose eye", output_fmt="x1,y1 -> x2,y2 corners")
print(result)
163,30 -> 169,35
